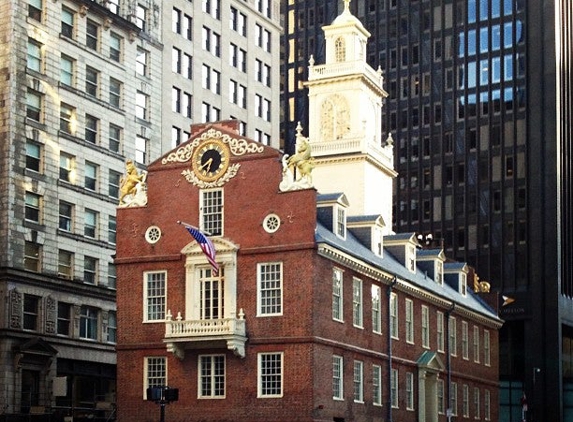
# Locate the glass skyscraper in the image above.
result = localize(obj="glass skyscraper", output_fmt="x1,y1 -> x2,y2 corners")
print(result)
281,0 -> 573,420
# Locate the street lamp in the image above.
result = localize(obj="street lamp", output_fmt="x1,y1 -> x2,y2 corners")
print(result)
146,386 -> 179,422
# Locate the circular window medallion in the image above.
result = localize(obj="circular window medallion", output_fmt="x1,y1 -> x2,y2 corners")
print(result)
145,226 -> 162,244
263,214 -> 281,234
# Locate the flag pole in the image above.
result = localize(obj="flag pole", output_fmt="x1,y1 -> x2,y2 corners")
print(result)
176,221 -> 212,235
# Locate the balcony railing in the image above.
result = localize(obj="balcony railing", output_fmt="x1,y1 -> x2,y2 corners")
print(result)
164,309 -> 247,359
308,60 -> 384,88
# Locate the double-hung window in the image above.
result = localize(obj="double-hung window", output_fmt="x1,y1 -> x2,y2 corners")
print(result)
85,161 -> 97,191
29,0 -> 42,21
449,316 -> 457,356
110,78 -> 122,108
144,271 -> 166,322
85,114 -> 98,144
26,141 -> 42,172
60,103 -> 75,134
107,311 -> 117,343
84,209 -> 97,238
84,256 -> 98,284
390,369 -> 399,408
25,192 -> 41,223
61,7 -> 74,38
390,292 -> 398,339
23,295 -> 40,330
332,355 -> 343,400
86,66 -> 99,97
27,90 -> 42,122
372,285 -> 381,333
353,361 -> 364,402
79,306 -> 98,340
86,20 -> 98,50
373,365 -> 382,405
57,302 -> 71,335
59,201 -> 73,231
145,357 -> 166,391
258,352 -> 283,397
199,355 -> 225,398
473,326 -> 480,362
27,38 -> 42,72
405,298 -> 414,343
200,189 -> 223,236
58,250 -> 73,279
110,33 -> 121,62
352,278 -> 363,328
462,321 -> 469,359
332,268 -> 343,321
421,305 -> 430,348
257,262 -> 282,316
60,55 -> 74,86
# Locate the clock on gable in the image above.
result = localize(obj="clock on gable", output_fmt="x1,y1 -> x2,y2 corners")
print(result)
191,139 -> 230,182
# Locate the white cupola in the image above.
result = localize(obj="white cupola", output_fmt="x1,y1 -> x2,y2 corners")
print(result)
303,0 -> 397,234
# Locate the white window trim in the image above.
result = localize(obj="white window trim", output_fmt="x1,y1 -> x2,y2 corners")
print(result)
390,292 -> 399,340
143,270 -> 167,323
405,298 -> 414,344
421,305 -> 430,348
333,355 -> 344,400
353,360 -> 364,403
257,352 -> 283,398
197,354 -> 226,399
352,277 -> 363,328
143,356 -> 167,399
257,262 -> 283,317
332,267 -> 344,322
372,285 -> 382,334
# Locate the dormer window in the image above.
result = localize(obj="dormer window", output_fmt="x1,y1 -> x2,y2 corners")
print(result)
460,273 -> 467,296
335,37 -> 346,62
407,245 -> 416,273
373,227 -> 383,257
336,206 -> 346,239
200,189 -> 223,236
436,260 -> 444,285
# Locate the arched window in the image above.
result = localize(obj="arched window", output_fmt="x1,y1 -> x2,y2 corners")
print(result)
335,37 -> 346,62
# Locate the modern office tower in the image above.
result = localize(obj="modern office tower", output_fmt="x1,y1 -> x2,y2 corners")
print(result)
282,0 -> 573,421
0,0 -> 163,418
161,0 -> 282,150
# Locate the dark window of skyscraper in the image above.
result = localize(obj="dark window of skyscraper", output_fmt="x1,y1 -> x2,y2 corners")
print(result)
493,190 -> 502,212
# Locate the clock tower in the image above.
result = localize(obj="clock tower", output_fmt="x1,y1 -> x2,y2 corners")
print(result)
303,0 -> 397,233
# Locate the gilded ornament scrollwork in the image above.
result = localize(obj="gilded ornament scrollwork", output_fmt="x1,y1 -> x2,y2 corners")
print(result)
161,129 -> 264,165
182,163 -> 241,188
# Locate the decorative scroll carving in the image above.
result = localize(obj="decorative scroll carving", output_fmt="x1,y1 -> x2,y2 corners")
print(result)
161,129 -> 264,165
45,295 -> 56,334
10,289 -> 22,329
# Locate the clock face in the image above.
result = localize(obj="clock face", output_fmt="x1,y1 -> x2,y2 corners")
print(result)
191,139 -> 230,182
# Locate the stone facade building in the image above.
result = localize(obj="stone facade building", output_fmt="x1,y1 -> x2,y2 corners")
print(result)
0,0 -> 283,419
0,0 -> 163,419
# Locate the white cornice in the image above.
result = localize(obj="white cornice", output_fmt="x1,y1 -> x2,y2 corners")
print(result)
317,243 -> 503,328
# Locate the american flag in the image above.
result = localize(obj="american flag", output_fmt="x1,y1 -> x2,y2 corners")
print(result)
182,224 -> 219,275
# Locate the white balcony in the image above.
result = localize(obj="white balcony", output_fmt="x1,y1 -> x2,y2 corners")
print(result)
308,60 -> 383,88
164,309 -> 247,359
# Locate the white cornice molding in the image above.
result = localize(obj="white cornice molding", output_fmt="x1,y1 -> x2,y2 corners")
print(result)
317,243 -> 503,328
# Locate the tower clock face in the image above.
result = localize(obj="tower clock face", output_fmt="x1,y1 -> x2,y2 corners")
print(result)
191,139 -> 230,182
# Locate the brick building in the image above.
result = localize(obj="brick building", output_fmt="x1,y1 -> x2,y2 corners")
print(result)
115,5 -> 502,422
115,121 -> 502,422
